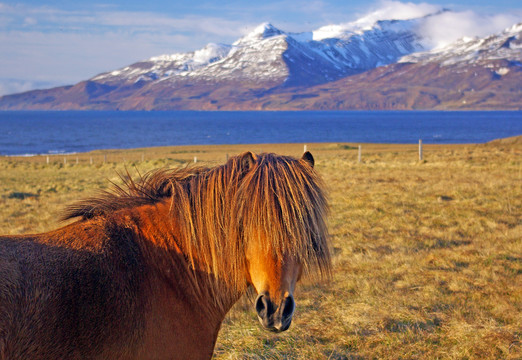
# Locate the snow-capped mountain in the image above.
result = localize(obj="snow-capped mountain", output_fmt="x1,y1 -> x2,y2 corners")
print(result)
0,13 -> 520,110
91,18 -> 427,87
276,22 -> 522,110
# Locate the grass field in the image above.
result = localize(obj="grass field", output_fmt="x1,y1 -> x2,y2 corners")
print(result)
1,139 -> 520,359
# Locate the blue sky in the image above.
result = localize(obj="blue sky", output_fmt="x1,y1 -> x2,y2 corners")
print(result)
1,0 -> 521,95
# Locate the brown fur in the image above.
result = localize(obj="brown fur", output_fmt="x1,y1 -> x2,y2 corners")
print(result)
0,152 -> 330,359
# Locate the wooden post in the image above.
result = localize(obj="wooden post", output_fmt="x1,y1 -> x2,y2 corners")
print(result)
46,156 -> 49,165
358,145 -> 362,163
90,157 -> 93,165
141,154 -> 144,162
64,157 -> 67,165
104,154 -> 107,163
194,156 -> 197,163
304,144 -> 307,153
419,139 -> 423,161
76,157 -> 79,165
226,154 -> 229,162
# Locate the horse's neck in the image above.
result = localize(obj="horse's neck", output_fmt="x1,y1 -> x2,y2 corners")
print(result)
126,199 -> 244,319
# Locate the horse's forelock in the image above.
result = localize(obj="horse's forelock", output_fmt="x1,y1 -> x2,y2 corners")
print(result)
232,153 -> 331,279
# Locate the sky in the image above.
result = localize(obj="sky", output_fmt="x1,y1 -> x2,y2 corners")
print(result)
0,0 -> 521,96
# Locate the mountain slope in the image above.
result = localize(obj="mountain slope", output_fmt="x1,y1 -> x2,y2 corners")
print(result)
252,23 -> 522,110
0,15 -> 520,110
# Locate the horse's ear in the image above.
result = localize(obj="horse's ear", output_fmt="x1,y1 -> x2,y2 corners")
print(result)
239,151 -> 256,172
301,151 -> 314,168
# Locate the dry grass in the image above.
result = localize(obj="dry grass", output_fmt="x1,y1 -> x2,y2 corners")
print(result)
1,140 -> 520,359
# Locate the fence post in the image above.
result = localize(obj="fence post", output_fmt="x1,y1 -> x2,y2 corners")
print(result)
419,139 -> 423,161
46,156 -> 49,165
76,157 -> 79,165
194,156 -> 197,163
304,144 -> 307,153
358,145 -> 362,163
64,157 -> 67,165
90,157 -> 93,165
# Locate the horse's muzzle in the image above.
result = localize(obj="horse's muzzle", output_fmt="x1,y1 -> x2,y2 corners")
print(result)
255,292 -> 295,332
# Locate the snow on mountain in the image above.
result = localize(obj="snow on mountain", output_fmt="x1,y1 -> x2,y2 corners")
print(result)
313,11 -> 427,40
97,9 -> 519,88
233,22 -> 285,45
400,22 -> 522,68
92,15 -> 431,87
92,42 -> 233,83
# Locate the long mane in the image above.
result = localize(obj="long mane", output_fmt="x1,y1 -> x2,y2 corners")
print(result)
63,153 -> 331,293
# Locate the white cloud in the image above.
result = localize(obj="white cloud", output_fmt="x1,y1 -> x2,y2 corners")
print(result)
313,1 -> 520,48
314,1 -> 442,39
0,3 -> 258,95
0,30 -> 200,83
0,79 -> 62,96
420,11 -> 520,48
354,0 -> 442,27
23,17 -> 37,26
7,4 -> 247,38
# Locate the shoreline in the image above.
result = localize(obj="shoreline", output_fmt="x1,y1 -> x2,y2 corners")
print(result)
3,135 -> 521,159
2,135 -> 520,161
0,142 -> 491,164
1,139 -> 520,169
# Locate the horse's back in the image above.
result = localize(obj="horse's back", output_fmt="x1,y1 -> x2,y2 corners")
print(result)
0,221 -> 147,359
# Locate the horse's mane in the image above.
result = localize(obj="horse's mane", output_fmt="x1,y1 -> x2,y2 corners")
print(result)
63,152 -> 331,294
62,166 -> 210,221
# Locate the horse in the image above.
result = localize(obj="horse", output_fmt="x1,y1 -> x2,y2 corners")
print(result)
0,151 -> 331,359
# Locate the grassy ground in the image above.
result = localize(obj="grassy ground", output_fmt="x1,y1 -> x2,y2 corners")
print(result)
1,140 -> 520,359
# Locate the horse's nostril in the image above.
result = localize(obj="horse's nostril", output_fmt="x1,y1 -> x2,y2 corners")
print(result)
255,294 -> 269,317
255,294 -> 294,332
281,295 -> 295,319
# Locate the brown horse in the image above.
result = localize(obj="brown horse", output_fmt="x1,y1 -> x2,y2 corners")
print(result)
0,151 -> 330,359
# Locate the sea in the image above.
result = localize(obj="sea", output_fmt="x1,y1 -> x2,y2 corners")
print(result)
0,111 -> 521,156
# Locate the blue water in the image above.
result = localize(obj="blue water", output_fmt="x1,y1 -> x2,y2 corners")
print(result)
0,111 -> 521,156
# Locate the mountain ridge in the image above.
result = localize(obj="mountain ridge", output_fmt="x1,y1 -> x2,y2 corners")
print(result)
1,14 -> 521,110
